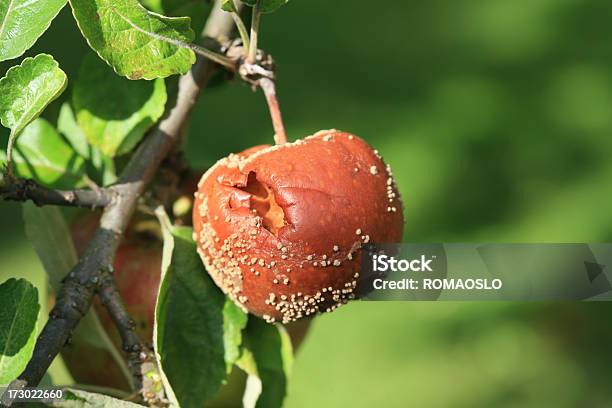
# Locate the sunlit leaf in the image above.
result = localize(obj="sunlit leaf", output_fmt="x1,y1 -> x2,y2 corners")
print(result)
57,102 -> 90,160
0,54 -> 67,151
57,102 -> 118,185
0,278 -> 39,384
10,119 -> 87,189
0,0 -> 67,61
69,0 -> 196,79
141,0 -> 210,33
73,54 -> 167,157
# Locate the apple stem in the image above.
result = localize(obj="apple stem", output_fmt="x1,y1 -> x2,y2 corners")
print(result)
247,1 -> 261,64
260,77 -> 287,144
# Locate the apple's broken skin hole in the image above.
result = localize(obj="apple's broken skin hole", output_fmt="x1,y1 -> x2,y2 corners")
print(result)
229,171 -> 287,235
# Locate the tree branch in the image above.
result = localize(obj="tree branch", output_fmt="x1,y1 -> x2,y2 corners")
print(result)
0,177 -> 112,208
5,1 -> 238,403
97,270 -> 165,404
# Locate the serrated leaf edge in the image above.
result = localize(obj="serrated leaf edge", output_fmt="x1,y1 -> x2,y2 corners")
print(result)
0,0 -> 68,62
0,53 -> 67,133
67,0 -> 196,80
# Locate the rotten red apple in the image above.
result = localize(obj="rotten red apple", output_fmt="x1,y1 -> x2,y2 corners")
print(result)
192,129 -> 404,324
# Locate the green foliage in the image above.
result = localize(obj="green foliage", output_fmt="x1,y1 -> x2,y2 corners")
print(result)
69,0 -> 196,79
155,223 -> 248,408
10,119 -> 87,189
57,103 -> 117,185
22,203 -> 133,386
223,300 -> 248,373
242,0 -> 289,14
22,203 -> 78,290
73,54 -> 167,157
140,0 -> 211,33
238,318 -> 293,408
0,278 -> 39,384
0,54 -> 67,151
52,388 -> 143,407
221,0 -> 238,12
57,103 -> 90,160
88,149 -> 117,186
0,0 -> 67,61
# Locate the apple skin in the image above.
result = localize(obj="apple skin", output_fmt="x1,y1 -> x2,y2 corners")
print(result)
193,130 -> 404,323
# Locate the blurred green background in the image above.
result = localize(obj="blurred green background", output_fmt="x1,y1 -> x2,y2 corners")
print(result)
2,0 -> 612,406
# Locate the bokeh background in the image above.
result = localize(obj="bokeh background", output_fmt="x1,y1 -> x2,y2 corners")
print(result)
2,0 -> 612,406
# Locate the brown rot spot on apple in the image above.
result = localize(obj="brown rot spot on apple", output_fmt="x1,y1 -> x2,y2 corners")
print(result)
239,171 -> 286,234
193,130 -> 404,324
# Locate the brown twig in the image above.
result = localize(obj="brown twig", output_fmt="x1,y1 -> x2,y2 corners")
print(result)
4,1 -> 239,403
0,177 -> 112,208
97,270 -> 165,404
97,270 -> 144,378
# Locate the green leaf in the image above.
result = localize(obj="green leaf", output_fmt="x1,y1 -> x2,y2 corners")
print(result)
57,102 -> 90,160
0,150 -> 5,185
242,0 -> 289,14
22,203 -> 79,290
0,0 -> 67,61
223,300 -> 248,373
69,0 -> 196,79
0,278 -> 40,384
57,102 -> 118,185
89,148 -> 117,186
73,54 -> 167,157
141,0 -> 210,33
139,0 -> 164,13
0,54 -> 67,146
155,222 -> 247,408
51,388 -> 143,407
12,118 -> 87,189
238,318 -> 294,408
22,203 -> 133,388
221,0 -> 238,12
